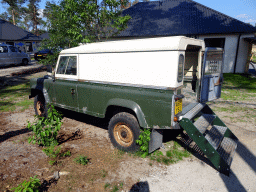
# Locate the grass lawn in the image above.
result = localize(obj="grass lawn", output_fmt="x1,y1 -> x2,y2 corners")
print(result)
252,55 -> 256,63
221,73 -> 256,101
211,73 -> 256,123
0,82 -> 33,112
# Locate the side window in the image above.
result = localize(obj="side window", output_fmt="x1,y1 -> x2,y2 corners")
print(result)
10,46 -> 18,52
57,56 -> 69,74
66,56 -> 77,75
56,56 -> 77,75
0,46 -> 8,53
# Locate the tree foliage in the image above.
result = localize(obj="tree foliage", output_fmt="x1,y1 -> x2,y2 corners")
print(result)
26,0 -> 44,35
0,0 -> 25,25
40,0 -> 131,66
1,0 -> 46,34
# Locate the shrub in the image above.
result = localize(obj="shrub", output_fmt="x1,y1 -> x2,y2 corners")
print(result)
135,128 -> 151,158
11,175 -> 41,192
27,105 -> 62,147
74,155 -> 89,165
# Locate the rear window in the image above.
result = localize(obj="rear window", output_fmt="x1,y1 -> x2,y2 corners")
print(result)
204,51 -> 223,74
177,54 -> 185,82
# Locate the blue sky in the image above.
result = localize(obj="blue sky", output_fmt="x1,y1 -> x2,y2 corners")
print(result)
1,0 -> 256,25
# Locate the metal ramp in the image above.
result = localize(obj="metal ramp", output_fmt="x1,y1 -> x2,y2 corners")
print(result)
178,103 -> 239,176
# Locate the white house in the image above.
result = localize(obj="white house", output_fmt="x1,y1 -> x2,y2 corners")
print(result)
111,0 -> 256,73
0,19 -> 42,53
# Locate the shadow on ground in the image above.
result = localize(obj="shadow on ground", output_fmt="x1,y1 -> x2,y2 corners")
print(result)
219,141 -> 256,192
130,181 -> 150,192
0,128 -> 31,143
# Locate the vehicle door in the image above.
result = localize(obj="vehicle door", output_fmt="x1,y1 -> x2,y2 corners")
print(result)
14,47 -> 23,64
54,55 -> 79,111
200,47 -> 224,103
9,46 -> 19,64
0,45 -> 10,65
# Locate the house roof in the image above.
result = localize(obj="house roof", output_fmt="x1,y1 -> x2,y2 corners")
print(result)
119,0 -> 256,37
40,33 -> 49,39
0,19 -> 42,41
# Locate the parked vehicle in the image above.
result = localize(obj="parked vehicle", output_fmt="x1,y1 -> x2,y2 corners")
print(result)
34,49 -> 53,60
0,43 -> 31,66
29,36 -> 238,176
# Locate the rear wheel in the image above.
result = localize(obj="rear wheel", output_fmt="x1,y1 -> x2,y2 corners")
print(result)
108,112 -> 140,152
22,58 -> 28,65
34,94 -> 48,117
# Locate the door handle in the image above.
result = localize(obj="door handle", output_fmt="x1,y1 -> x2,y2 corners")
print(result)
214,77 -> 222,86
71,88 -> 75,95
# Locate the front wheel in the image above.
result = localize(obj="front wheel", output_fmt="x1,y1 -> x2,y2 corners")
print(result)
34,94 -> 48,117
108,112 -> 140,152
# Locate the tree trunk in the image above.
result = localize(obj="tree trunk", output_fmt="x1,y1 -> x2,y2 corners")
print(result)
12,9 -> 16,25
33,5 -> 38,35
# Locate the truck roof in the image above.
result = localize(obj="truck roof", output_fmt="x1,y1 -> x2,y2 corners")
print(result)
60,36 -> 205,54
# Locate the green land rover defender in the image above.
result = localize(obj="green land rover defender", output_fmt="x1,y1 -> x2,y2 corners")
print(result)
29,36 -> 238,175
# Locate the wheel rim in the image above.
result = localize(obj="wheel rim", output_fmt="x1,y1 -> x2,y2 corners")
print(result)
36,101 -> 44,116
113,122 -> 134,147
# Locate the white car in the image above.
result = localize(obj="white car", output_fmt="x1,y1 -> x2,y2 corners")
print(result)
0,43 -> 31,67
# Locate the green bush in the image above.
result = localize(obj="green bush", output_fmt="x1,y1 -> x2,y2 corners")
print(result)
74,155 -> 89,165
27,105 -> 62,147
11,175 -> 41,192
60,150 -> 71,157
136,128 -> 151,158
42,146 -> 61,158
42,146 -> 71,165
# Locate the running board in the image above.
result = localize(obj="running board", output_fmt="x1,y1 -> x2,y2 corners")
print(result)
179,104 -> 239,176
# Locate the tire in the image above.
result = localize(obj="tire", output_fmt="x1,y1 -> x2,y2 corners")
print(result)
108,112 -> 140,152
34,94 -> 48,117
22,58 -> 28,65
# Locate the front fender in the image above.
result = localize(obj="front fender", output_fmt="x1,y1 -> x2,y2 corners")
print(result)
106,98 -> 148,128
29,77 -> 51,104
30,78 -> 44,91
29,78 -> 44,98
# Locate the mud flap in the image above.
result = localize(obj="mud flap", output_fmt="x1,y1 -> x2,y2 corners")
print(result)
149,129 -> 163,153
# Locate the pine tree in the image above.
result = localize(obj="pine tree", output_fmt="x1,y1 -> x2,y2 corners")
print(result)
0,0 -> 25,25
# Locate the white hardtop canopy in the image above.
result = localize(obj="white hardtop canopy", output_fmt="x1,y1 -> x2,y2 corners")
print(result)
60,36 -> 205,54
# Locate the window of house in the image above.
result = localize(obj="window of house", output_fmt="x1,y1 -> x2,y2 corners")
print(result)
26,42 -> 33,52
6,42 -> 14,46
204,38 -> 225,48
56,56 -> 77,75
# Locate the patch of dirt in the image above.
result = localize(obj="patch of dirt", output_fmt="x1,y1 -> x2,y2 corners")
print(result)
209,102 -> 256,132
1,103 -> 256,192
0,108 -> 146,191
